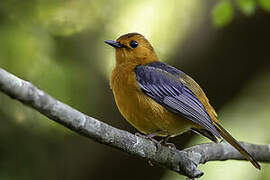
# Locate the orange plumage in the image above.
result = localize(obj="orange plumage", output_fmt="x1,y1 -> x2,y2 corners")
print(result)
105,32 -> 260,169
111,62 -> 192,136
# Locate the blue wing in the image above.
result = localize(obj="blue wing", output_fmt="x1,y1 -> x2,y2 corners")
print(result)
134,62 -> 220,137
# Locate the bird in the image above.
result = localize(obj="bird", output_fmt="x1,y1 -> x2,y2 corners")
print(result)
105,32 -> 260,169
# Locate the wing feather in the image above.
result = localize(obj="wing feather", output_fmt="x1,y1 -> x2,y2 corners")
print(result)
134,63 -> 220,138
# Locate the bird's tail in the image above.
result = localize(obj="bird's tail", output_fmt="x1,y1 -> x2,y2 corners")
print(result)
213,122 -> 261,170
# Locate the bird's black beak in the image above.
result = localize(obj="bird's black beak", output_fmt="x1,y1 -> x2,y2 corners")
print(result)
104,40 -> 124,48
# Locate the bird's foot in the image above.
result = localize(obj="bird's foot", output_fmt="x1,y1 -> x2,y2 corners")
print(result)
161,142 -> 176,150
157,136 -> 176,150
135,132 -> 161,150
135,132 -> 176,150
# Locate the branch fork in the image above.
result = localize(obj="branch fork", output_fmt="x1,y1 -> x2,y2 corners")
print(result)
0,68 -> 268,178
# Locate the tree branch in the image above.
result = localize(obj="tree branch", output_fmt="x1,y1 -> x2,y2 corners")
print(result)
0,67 -> 268,178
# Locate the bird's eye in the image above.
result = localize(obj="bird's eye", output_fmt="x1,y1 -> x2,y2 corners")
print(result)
129,40 -> 138,48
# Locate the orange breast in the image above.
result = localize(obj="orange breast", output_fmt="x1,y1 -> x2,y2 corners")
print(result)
110,62 -> 194,136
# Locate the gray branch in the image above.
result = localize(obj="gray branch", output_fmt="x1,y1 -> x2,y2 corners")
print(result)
0,67 -> 268,178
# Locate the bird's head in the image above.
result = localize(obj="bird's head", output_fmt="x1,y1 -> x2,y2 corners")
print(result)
105,33 -> 158,65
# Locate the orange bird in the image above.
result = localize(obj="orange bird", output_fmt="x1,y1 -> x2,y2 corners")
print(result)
105,32 -> 260,169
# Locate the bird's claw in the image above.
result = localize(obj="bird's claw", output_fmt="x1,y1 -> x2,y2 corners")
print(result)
135,132 -> 176,151
157,139 -> 176,150
162,142 -> 176,150
135,132 -> 161,150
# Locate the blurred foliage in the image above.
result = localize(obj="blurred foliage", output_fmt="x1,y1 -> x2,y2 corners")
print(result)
259,0 -> 270,11
212,1 -> 234,27
212,0 -> 270,27
0,0 -> 205,121
237,0 -> 256,15
0,0 -> 269,179
0,0 -> 206,179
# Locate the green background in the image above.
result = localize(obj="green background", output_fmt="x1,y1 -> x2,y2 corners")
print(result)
0,0 -> 269,179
